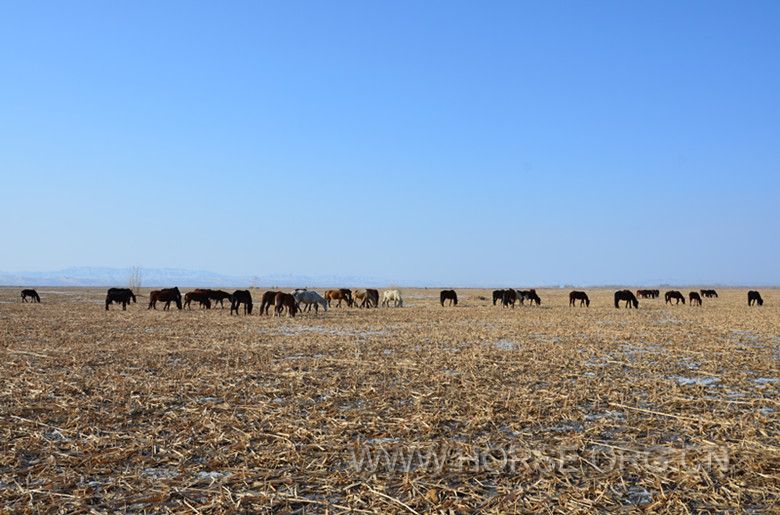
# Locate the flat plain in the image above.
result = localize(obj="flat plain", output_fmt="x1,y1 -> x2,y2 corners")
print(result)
0,287 -> 778,512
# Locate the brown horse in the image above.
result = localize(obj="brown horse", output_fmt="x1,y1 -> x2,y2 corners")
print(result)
260,291 -> 281,315
689,292 -> 702,306
230,290 -> 253,315
184,290 -> 212,309
148,287 -> 182,310
274,292 -> 298,317
665,291 -> 686,305
636,289 -> 656,299
440,290 -> 458,306
569,291 -> 590,307
105,288 -> 136,310
748,291 -> 764,306
614,290 -> 639,309
21,289 -> 41,303
325,289 -> 353,307
207,289 -> 232,308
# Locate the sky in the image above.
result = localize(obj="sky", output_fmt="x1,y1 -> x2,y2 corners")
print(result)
1,1 -> 779,286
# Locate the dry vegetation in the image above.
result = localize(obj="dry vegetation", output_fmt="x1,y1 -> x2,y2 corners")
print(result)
0,287 -> 778,512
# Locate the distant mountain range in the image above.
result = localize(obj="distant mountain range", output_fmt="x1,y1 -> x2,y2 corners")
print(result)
0,267 -> 390,288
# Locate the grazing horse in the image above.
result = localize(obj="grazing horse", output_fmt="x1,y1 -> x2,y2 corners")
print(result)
184,290 -> 212,309
502,289 -> 518,308
492,290 -> 506,306
748,291 -> 764,306
325,289 -> 353,307
614,290 -> 639,309
105,288 -> 136,310
518,289 -> 542,306
569,291 -> 590,307
440,290 -> 458,306
230,290 -> 253,314
148,287 -> 182,310
354,289 -> 378,308
700,289 -> 718,298
260,291 -> 281,315
366,289 -> 379,308
20,289 -> 41,303
689,292 -> 702,306
207,289 -> 232,308
293,290 -> 328,312
274,292 -> 298,317
381,289 -> 403,307
665,291 -> 686,305
636,289 -> 654,299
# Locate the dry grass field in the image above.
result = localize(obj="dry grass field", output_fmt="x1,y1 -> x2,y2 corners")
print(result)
0,287 -> 778,512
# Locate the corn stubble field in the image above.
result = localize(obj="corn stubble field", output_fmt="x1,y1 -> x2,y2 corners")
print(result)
0,287 -> 778,512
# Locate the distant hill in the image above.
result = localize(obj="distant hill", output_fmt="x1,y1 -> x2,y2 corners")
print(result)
0,267 -> 389,288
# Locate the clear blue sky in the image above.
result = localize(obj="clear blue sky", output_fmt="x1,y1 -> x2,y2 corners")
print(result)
2,1 -> 778,285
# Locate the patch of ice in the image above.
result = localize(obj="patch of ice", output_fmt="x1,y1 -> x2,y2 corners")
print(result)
197,471 -> 230,480
623,486 -> 653,506
142,467 -> 179,479
752,377 -> 780,385
669,375 -> 720,387
758,407 -> 774,416
493,340 -> 517,351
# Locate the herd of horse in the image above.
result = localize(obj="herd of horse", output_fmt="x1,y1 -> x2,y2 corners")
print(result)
17,287 -> 767,312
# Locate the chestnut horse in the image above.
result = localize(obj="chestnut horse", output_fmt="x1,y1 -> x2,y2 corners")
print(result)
614,290 -> 639,309
148,287 -> 182,310
184,290 -> 212,309
325,289 -> 353,307
440,290 -> 458,306
274,292 -> 298,317
21,289 -> 41,303
569,291 -> 590,307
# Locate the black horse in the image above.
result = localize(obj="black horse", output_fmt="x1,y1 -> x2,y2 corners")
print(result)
569,291 -> 590,307
230,290 -> 253,315
689,292 -> 702,306
148,287 -> 182,310
518,289 -> 542,306
366,288 -> 379,308
21,289 -> 41,303
614,290 -> 639,309
748,291 -> 764,306
665,291 -> 686,305
440,290 -> 458,306
207,289 -> 233,308
105,288 -> 136,310
492,289 -> 506,306
700,289 -> 718,298
502,289 -> 517,308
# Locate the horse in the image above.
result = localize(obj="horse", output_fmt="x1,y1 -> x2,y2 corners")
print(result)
518,289 -> 542,306
700,289 -> 718,298
665,291 -> 686,305
569,291 -> 590,307
148,287 -> 182,310
230,290 -> 253,314
689,292 -> 702,306
748,291 -> 764,306
325,289 -> 353,307
260,291 -> 281,315
207,289 -> 232,308
381,289 -> 403,307
440,290 -> 458,306
492,290 -> 506,306
20,289 -> 41,303
353,289 -> 377,308
184,290 -> 212,309
502,289 -> 517,308
614,290 -> 639,309
293,290 -> 328,312
636,289 -> 654,299
274,292 -> 298,317
105,288 -> 136,310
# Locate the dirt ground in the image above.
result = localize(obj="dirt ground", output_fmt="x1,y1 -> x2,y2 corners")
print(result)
0,287 -> 777,512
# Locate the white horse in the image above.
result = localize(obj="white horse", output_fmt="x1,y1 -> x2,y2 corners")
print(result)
381,289 -> 403,307
293,290 -> 328,312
